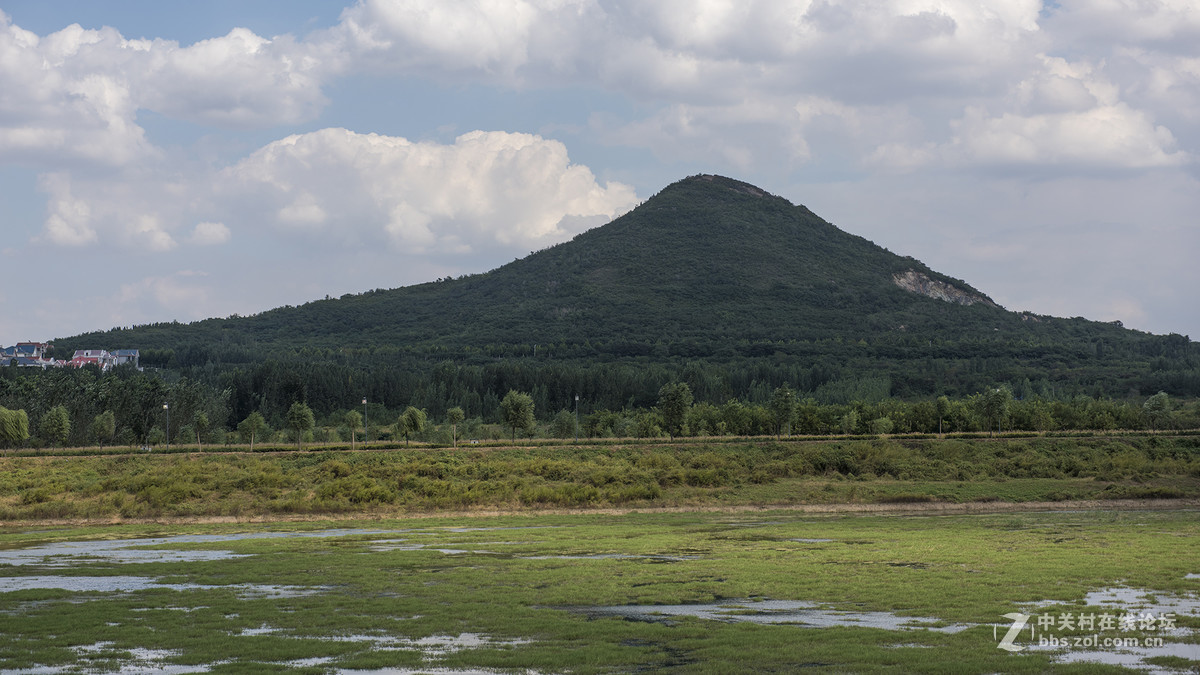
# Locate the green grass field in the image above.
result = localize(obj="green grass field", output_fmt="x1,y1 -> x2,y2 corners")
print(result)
1,508 -> 1197,673
3,436 -> 1199,521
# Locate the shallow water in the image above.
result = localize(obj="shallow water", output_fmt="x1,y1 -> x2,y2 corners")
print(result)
331,635 -> 542,675
569,598 -> 972,632
1034,643 -> 1200,675
340,662 -> 542,667
0,541 -> 250,567
0,529 -> 397,567
443,526 -> 562,533
1021,586 -> 1200,672
0,575 -> 325,598
7,521 -> 1195,673
316,631 -> 529,653
1082,586 -> 1200,618
521,553 -> 698,562
5,643 -> 214,675
1025,586 -> 1200,620
367,541 -> 502,555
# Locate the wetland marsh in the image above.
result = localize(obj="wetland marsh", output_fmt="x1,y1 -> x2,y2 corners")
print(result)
1,508 -> 1197,673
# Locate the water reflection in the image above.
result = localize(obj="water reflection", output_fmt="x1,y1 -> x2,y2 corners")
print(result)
0,529 -> 395,567
568,598 -> 972,632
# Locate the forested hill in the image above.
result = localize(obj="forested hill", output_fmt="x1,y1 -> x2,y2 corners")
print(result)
58,174 -> 1138,353
47,174 -> 1197,422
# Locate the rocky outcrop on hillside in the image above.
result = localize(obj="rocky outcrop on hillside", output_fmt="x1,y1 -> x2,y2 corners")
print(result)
892,269 -> 998,308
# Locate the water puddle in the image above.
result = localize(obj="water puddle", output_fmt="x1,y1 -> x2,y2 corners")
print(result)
9,633 -> 530,674
336,651 -> 543,674
69,642 -> 210,674
313,631 -> 528,653
317,631 -> 536,673
237,624 -> 284,636
280,656 -> 338,669
391,633 -> 531,657
0,529 -> 398,568
0,575 -> 325,598
1021,586 -> 1200,673
889,643 -> 934,649
567,599 -> 971,632
1025,586 -> 1200,618
443,526 -> 563,533
1038,644 -> 1200,675
1082,587 -> 1200,617
367,541 -> 502,555
522,553 -> 698,562
0,541 -> 250,567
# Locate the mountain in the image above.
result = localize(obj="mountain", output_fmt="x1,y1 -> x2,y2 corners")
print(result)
51,174 -> 1197,414
60,175 -> 1055,351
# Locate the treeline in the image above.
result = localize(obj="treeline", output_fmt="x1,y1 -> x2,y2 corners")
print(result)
64,329 -> 1200,403
0,365 -> 227,450
2,363 -> 1197,451
163,338 -> 1200,430
572,384 -> 1198,440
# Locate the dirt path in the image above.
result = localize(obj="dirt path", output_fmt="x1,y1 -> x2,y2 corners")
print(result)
3,498 -> 1196,529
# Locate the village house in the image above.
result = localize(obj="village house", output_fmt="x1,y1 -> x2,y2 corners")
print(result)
112,349 -> 140,369
1,343 -> 140,371
2,342 -> 56,368
69,349 -> 113,369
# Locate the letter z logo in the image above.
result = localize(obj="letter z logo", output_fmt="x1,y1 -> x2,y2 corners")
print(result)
996,612 -> 1031,652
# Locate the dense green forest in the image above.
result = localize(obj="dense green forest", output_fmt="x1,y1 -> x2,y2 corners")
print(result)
2,364 -> 1197,450
8,175 -> 1196,446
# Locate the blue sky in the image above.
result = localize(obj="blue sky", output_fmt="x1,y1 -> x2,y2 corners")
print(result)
2,0 -> 1198,346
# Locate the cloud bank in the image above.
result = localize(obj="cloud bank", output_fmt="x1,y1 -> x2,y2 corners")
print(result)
0,1 -> 1197,341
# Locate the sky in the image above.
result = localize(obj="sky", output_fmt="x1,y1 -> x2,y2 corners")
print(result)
1,0 -> 1197,346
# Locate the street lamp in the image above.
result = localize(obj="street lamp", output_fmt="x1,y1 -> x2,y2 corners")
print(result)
362,398 -> 368,445
162,402 -> 169,452
574,394 -> 580,443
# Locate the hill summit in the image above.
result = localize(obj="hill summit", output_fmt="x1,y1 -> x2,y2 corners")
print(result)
442,172 -> 1006,346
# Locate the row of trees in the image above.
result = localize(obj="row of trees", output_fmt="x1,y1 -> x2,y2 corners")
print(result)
2,360 -> 1197,450
0,366 -> 228,449
633,384 -> 1194,438
232,401 -> 452,451
203,386 -> 1199,451
184,347 -> 1200,433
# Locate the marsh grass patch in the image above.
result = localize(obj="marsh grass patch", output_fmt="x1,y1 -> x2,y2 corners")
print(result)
0,509 -> 1197,673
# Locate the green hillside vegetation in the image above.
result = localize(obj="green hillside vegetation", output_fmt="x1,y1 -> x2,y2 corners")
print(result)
27,175 -> 1199,430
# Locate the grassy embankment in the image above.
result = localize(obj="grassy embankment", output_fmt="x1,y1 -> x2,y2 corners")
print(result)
0,509 -> 1197,673
3,435 -> 1198,521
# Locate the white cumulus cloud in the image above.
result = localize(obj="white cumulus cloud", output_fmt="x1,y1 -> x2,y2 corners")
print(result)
949,103 -> 1186,169
220,128 -> 639,252
29,127 -> 636,258
0,11 -> 328,169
